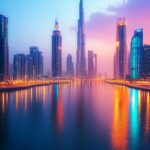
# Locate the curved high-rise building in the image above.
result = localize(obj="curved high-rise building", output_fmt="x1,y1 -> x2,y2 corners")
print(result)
130,29 -> 143,79
76,0 -> 86,77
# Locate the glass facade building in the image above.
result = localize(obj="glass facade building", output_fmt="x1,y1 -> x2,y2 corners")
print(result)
66,54 -> 74,77
0,14 -> 9,81
130,29 -> 143,79
114,18 -> 127,79
88,50 -> 97,78
13,54 -> 26,80
30,47 -> 43,79
143,45 -> 150,78
52,20 -> 62,77
76,0 -> 87,77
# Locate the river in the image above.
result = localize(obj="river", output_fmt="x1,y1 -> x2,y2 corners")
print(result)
0,83 -> 150,150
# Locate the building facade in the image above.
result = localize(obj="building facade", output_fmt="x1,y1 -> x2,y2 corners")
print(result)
88,50 -> 97,78
30,47 -> 43,79
13,54 -> 26,80
76,0 -> 86,77
0,14 -> 9,81
25,55 -> 33,80
93,53 -> 97,77
52,20 -> 62,77
130,29 -> 143,79
143,45 -> 150,78
66,54 -> 74,77
114,18 -> 127,79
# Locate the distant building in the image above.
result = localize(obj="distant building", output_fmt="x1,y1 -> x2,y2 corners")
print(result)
143,45 -> 150,78
130,29 -> 144,79
38,51 -> 43,79
93,53 -> 97,77
13,54 -> 26,80
114,52 -> 117,78
66,54 -> 74,77
76,0 -> 87,77
25,55 -> 33,80
114,18 -> 127,79
30,47 -> 43,79
0,14 -> 9,81
52,20 -> 62,77
88,50 -> 97,78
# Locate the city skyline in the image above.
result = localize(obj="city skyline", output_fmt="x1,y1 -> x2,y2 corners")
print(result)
1,1 -> 150,150
0,0 -> 150,77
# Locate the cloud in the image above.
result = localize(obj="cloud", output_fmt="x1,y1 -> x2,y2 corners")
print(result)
84,0 -> 150,76
86,0 -> 150,39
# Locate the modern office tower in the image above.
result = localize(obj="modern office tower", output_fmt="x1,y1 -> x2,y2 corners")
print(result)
13,54 -> 26,80
38,51 -> 43,79
30,47 -> 43,79
88,50 -> 97,78
76,0 -> 86,77
25,55 -> 33,80
52,20 -> 62,77
88,51 -> 94,77
143,45 -> 150,78
114,18 -> 127,79
114,52 -> 117,78
66,54 -> 74,77
0,14 -> 9,81
130,29 -> 144,79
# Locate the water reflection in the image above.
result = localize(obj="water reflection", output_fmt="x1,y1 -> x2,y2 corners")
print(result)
130,89 -> 140,149
112,86 -> 129,150
145,93 -> 150,141
0,84 -> 150,150
51,84 -> 63,133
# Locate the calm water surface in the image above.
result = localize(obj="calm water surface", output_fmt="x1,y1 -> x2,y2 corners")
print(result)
0,83 -> 150,150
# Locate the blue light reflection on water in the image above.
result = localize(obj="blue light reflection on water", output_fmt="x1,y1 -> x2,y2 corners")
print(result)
0,83 -> 150,150
129,89 -> 140,149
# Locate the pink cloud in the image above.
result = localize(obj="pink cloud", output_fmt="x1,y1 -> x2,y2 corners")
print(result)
85,0 -> 150,77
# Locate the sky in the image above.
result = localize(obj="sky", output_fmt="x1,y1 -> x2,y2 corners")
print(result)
0,0 -> 150,77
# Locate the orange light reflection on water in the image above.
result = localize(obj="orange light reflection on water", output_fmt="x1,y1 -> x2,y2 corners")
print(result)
56,85 -> 63,132
111,86 -> 129,150
145,92 -> 150,142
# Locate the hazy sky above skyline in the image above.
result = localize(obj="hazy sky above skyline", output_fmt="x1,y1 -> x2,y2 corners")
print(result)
0,0 -> 150,77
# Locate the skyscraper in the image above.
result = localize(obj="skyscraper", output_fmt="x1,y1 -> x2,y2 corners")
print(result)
13,54 -> 26,80
88,50 -> 97,78
25,55 -> 33,80
143,45 -> 150,78
52,20 -> 62,77
114,18 -> 127,79
0,14 -> 9,81
94,53 -> 97,77
130,29 -> 143,79
30,47 -> 43,79
38,51 -> 43,79
66,54 -> 74,77
76,0 -> 86,77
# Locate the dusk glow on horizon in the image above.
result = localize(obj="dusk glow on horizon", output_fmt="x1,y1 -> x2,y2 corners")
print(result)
0,0 -> 150,77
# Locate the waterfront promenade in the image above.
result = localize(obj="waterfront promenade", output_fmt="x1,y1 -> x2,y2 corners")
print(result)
0,79 -> 70,92
106,79 -> 150,91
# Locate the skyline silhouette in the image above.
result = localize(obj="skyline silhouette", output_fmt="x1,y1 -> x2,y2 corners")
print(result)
0,0 -> 150,77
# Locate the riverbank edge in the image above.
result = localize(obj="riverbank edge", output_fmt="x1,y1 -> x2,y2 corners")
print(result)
106,80 -> 150,91
0,82 -> 69,92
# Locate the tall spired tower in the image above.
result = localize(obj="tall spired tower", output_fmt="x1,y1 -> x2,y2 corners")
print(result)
76,0 -> 86,77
